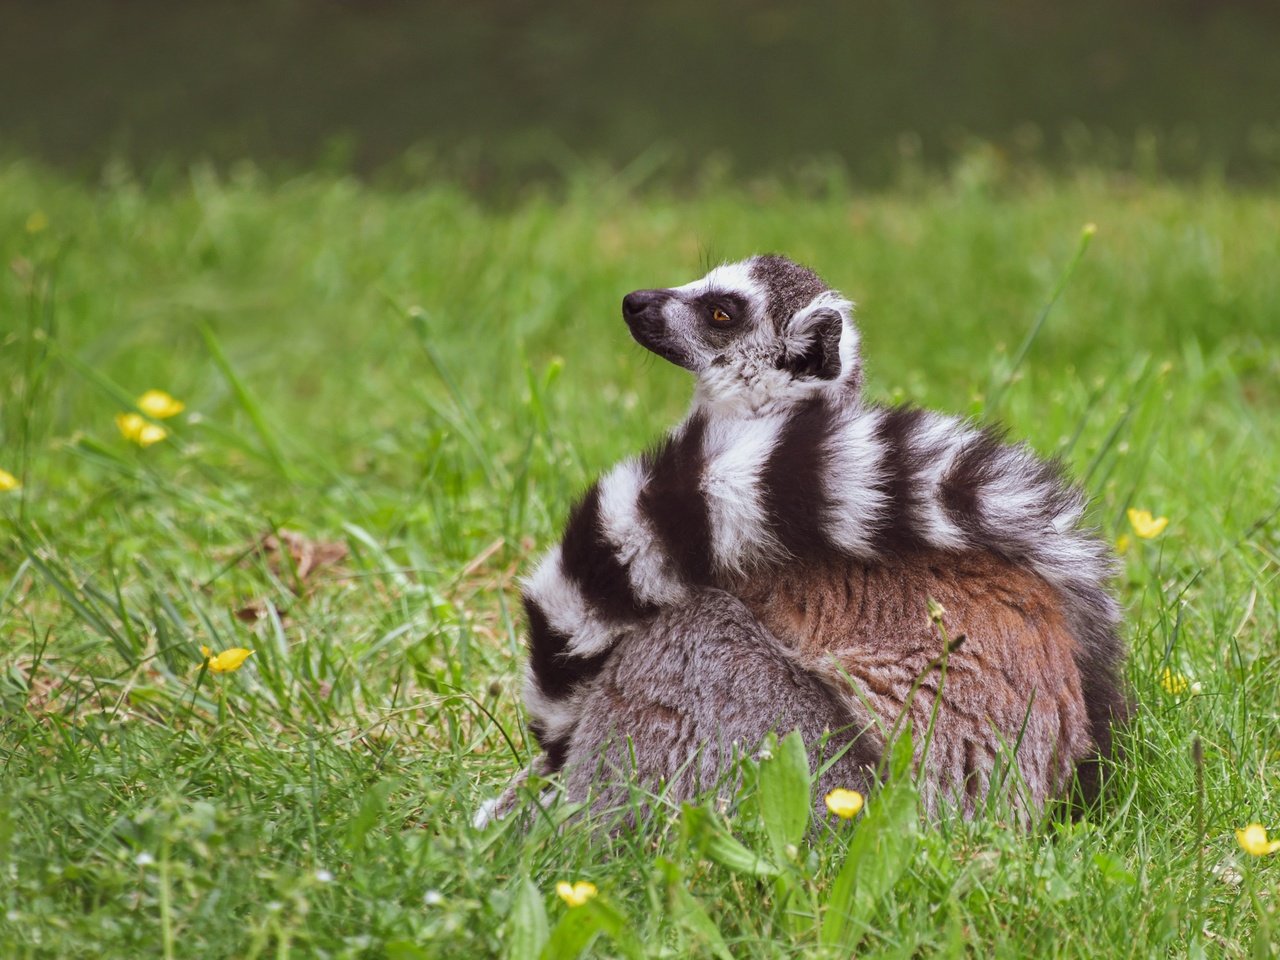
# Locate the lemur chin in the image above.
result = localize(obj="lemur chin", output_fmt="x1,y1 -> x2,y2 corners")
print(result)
478,254 -> 1128,828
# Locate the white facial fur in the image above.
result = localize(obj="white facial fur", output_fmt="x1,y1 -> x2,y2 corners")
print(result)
635,257 -> 861,418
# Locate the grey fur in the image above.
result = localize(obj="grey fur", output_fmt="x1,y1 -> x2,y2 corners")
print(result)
749,254 -> 829,332
560,590 -> 882,818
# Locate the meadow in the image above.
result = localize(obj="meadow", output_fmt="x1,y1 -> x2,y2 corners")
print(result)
1,159 -> 1278,958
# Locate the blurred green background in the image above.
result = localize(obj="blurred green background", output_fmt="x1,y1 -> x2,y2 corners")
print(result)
4,0 -> 1280,189
5,4 -> 1280,956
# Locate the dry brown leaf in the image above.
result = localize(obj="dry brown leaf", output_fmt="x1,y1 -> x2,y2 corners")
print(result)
233,599 -> 288,624
252,528 -> 348,588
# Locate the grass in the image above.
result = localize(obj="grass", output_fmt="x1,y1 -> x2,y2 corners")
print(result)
1,158 -> 1279,958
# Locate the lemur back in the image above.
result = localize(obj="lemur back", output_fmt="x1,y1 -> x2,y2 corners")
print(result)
736,548 -> 1096,814
484,255 -> 1127,824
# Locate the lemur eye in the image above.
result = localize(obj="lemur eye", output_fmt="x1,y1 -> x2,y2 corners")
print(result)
711,308 -> 732,325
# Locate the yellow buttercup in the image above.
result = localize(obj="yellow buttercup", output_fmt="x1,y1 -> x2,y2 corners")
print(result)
1236,823 -> 1280,857
116,413 -> 168,448
824,788 -> 865,820
137,389 -> 185,419
1126,508 -> 1168,539
200,646 -> 255,674
555,880 -> 598,907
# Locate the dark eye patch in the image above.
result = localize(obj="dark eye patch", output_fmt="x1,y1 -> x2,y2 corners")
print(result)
692,291 -> 750,327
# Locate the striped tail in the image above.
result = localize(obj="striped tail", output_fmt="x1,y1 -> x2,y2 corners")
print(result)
521,397 -> 1119,768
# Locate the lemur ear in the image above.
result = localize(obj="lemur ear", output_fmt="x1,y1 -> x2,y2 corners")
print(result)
781,296 -> 862,390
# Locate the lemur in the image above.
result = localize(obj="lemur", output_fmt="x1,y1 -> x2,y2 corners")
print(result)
482,254 -> 1127,824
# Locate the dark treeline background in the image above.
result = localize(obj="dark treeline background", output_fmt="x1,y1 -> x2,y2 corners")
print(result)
3,0 -> 1279,189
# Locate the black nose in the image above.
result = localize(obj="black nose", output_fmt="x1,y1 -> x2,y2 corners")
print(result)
622,289 -> 670,322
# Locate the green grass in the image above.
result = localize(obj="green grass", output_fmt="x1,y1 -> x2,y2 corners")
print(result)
1,159 -> 1279,958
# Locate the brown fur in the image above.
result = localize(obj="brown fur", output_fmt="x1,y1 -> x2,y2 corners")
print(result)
735,548 -> 1094,815
494,548 -> 1109,825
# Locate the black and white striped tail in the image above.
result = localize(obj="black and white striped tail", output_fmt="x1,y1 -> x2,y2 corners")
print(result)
521,397 -> 1119,768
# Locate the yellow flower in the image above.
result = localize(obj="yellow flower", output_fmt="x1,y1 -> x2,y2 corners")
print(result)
1115,533 -> 1131,555
824,788 -> 865,820
116,412 -> 168,448
136,389 -> 185,419
1235,824 -> 1280,857
200,645 -> 255,673
25,211 -> 48,234
1127,508 -> 1168,540
1159,668 -> 1189,696
555,881 -> 598,907
0,468 -> 19,492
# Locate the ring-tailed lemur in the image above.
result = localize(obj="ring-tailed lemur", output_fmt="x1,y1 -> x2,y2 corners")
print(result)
485,255 -> 1127,823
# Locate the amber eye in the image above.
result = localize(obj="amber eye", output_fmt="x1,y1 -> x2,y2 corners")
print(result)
711,307 -> 732,324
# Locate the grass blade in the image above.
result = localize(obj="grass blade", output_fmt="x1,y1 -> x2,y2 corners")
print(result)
986,222 -> 1096,412
200,323 -> 295,481
508,875 -> 550,960
756,729 -> 811,863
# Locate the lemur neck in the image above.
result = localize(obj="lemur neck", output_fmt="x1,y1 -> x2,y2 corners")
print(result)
692,363 -> 858,421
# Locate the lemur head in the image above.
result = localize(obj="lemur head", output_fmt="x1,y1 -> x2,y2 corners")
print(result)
622,254 -> 861,416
